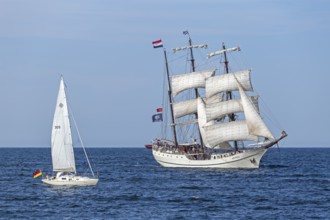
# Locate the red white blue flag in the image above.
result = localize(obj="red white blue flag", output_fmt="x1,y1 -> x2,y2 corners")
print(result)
152,39 -> 163,48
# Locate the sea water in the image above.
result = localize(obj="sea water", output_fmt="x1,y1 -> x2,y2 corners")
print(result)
0,147 -> 329,219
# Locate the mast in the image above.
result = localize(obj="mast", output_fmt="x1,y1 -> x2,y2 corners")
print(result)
188,37 -> 204,148
163,49 -> 178,147
222,42 -> 238,151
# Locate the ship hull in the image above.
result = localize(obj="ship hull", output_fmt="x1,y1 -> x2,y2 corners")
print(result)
152,147 -> 268,168
42,174 -> 98,186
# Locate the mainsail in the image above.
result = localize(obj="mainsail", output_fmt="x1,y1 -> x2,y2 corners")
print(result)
51,77 -> 76,172
199,72 -> 274,148
204,121 -> 259,148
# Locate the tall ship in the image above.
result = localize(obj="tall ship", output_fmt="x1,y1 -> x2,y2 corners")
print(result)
149,35 -> 287,168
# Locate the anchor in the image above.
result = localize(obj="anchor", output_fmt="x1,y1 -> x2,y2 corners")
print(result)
250,158 -> 256,164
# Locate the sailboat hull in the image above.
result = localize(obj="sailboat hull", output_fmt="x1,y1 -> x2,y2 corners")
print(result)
152,147 -> 268,168
42,175 -> 99,186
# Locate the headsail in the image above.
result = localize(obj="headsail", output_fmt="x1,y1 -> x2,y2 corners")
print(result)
235,76 -> 275,140
51,77 -> 76,172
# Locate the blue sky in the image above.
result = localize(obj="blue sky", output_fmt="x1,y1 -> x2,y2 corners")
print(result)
0,0 -> 329,147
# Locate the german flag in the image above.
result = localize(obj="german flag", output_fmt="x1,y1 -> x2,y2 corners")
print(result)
33,169 -> 42,178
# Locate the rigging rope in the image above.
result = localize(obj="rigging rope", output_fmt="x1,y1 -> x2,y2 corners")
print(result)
67,102 -> 96,177
259,95 -> 284,132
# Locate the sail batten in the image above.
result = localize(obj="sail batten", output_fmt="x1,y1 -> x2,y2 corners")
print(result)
172,69 -> 216,97
51,77 -> 76,173
205,70 -> 253,98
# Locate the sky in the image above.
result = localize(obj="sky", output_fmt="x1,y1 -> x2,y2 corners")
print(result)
0,0 -> 329,148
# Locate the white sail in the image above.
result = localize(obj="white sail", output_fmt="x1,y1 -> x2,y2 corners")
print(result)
206,99 -> 241,122
206,96 -> 259,122
173,99 -> 197,119
204,121 -> 258,148
205,93 -> 223,105
205,70 -> 253,98
51,77 -> 76,172
236,77 -> 275,140
197,98 -> 231,149
213,142 -> 232,150
172,69 -> 216,97
197,98 -> 213,148
173,44 -> 208,53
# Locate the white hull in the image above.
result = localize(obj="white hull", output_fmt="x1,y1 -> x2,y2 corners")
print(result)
152,147 -> 268,168
42,174 -> 98,186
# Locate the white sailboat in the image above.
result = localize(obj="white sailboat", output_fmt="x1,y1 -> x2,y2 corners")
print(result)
150,36 -> 287,168
42,76 -> 99,186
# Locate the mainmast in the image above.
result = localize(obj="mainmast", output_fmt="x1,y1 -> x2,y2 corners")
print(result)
163,49 -> 178,147
208,42 -> 241,151
222,42 -> 238,151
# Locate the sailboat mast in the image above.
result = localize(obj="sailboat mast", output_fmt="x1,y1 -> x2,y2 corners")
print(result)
164,49 -> 178,147
188,37 -> 204,148
222,42 -> 238,151
188,38 -> 196,72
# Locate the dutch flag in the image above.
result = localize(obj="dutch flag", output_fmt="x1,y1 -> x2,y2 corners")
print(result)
152,39 -> 163,48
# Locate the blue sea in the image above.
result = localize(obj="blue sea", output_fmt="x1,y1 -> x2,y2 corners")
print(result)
0,147 -> 329,219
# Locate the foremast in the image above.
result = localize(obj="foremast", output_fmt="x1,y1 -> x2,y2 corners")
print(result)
172,34 -> 208,148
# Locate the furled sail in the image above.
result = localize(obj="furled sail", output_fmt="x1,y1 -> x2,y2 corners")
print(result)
206,96 -> 259,122
51,77 -> 76,172
172,69 -> 216,97
173,44 -> 208,53
207,46 -> 241,58
173,99 -> 197,119
205,70 -> 253,98
204,121 -> 258,148
236,77 -> 275,140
